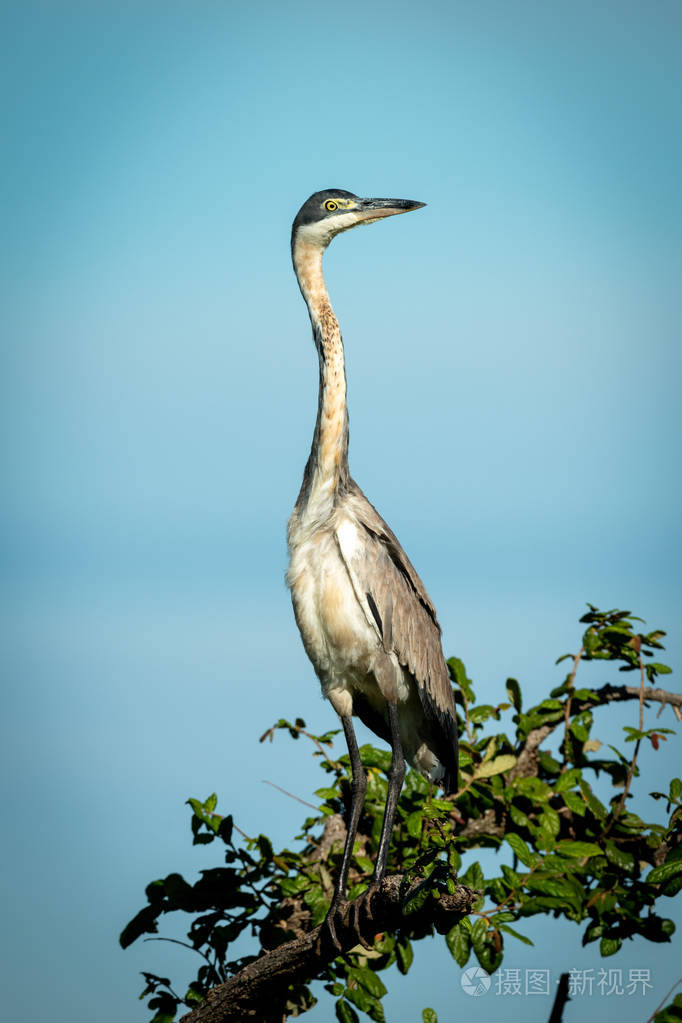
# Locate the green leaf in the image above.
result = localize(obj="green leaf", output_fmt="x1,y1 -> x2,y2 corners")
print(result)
538,807 -> 561,837
445,922 -> 471,967
583,630 -> 601,656
475,754 -> 517,779
150,1011 -> 176,1023
257,834 -> 273,861
448,846 -> 462,872
498,923 -> 534,946
360,746 -> 392,771
471,926 -> 503,974
448,656 -> 468,690
119,906 -> 159,948
513,776 -> 551,802
184,984 -> 204,1005
579,780 -> 607,819
346,986 -> 385,1022
345,987 -> 371,1013
538,698 -> 564,711
524,875 -> 583,901
573,687 -> 599,701
396,937 -> 413,975
335,999 -> 359,1023
352,966 -> 387,999
555,768 -> 581,792
402,883 -> 431,915
556,840 -> 601,858
422,1010 -> 438,1023
405,812 -> 423,839
303,885 -> 330,926
504,833 -> 534,867
506,678 -> 522,711
509,805 -> 531,828
537,751 -> 561,775
570,721 -> 589,742
217,815 -> 233,844
647,861 -> 682,885
470,917 -> 487,948
469,705 -> 494,724
501,863 -> 520,887
603,840 -> 635,872
582,922 -> 605,945
460,860 -> 485,890
600,936 -> 622,957
562,790 -> 586,815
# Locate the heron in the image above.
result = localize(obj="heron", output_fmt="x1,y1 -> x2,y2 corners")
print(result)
286,189 -> 458,940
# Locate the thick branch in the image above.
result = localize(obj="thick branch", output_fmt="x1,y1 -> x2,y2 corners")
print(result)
179,875 -> 477,1023
576,682 -> 681,719
178,683 -> 679,1020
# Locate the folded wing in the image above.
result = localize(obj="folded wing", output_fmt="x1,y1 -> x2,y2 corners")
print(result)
336,481 -> 458,790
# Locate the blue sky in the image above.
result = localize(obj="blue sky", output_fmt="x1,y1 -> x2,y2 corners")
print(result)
1,3 -> 681,1021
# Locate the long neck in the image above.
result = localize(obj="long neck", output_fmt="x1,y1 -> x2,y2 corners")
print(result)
293,235 -> 350,509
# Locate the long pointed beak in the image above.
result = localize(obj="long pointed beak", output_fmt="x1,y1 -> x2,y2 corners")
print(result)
354,197 -> 426,224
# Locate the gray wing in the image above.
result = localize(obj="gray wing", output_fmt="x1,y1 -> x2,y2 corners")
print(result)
336,481 -> 458,788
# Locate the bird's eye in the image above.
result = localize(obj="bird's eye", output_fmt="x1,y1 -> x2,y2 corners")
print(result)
325,200 -> 338,212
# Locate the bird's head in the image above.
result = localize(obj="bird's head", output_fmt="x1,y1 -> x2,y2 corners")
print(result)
291,189 -> 426,252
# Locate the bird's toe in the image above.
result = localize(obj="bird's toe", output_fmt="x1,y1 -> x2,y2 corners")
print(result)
349,898 -> 374,950
362,881 -> 380,923
318,895 -> 347,954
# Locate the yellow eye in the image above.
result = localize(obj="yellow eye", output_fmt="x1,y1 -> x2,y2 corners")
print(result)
325,200 -> 338,212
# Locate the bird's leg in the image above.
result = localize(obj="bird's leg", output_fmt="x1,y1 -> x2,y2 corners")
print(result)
374,700 -> 405,882
323,714 -> 367,949
351,700 -> 405,931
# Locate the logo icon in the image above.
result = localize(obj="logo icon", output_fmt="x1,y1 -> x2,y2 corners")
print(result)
461,966 -> 491,997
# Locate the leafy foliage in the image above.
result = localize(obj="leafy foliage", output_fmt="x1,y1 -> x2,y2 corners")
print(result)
121,607 -> 680,1022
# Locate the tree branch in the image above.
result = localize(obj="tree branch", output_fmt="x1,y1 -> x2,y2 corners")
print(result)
457,681 -> 680,844
178,876 -> 477,1023
175,681 -> 679,1022
575,682 -> 681,719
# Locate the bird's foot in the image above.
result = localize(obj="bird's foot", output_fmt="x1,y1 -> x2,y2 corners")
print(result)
349,881 -> 380,941
317,882 -> 384,955
317,894 -> 349,954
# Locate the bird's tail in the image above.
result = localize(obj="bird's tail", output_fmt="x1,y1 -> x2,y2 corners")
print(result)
442,759 -> 459,796
419,693 -> 459,795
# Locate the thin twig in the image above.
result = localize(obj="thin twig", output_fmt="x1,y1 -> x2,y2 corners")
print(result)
204,808 -> 252,843
263,780 -> 319,811
638,644 -> 646,734
460,687 -> 475,744
643,976 -> 682,1023
143,937 -> 222,986
610,642 -> 646,825
490,858 -> 544,916
561,645 -> 584,769
299,726 -> 343,771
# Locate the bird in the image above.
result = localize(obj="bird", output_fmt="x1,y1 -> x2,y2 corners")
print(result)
286,189 -> 458,938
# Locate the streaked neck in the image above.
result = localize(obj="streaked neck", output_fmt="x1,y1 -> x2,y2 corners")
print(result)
292,236 -> 349,509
